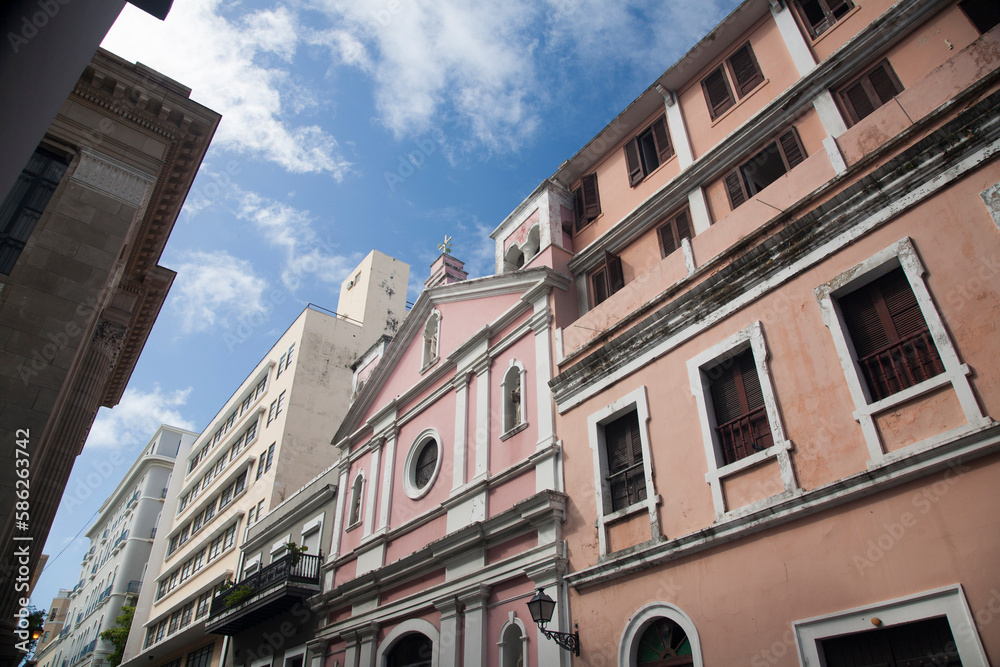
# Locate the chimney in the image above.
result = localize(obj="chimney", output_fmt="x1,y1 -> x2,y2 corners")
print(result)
425,253 -> 468,289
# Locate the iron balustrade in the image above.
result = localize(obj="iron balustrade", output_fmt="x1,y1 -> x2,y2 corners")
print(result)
715,405 -> 773,465
857,328 -> 944,401
208,552 -> 321,618
127,579 -> 142,594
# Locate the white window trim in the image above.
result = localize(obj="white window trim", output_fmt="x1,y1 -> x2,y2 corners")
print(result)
815,238 -> 990,467
497,612 -> 529,667
301,514 -> 323,555
687,321 -> 799,520
243,554 -> 261,578
251,656 -> 272,667
282,643 -> 307,667
376,618 -> 440,667
793,584 -> 989,666
619,602 -> 704,667
346,471 -> 365,530
500,359 -> 528,439
403,428 -> 443,500
421,309 -> 442,372
270,534 -> 291,560
586,386 -> 661,557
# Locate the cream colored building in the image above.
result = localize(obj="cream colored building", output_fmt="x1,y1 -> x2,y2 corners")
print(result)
121,251 -> 408,667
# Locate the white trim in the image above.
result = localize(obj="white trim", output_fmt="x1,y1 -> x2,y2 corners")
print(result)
980,181 -> 1000,230
364,443 -> 382,537
251,655 -> 273,667
421,310 -> 442,371
281,643 -> 307,667
501,359 -> 528,436
270,535 -> 291,559
347,471 -> 365,530
475,364 -> 491,479
664,89 -> 694,169
452,376 -> 469,490
793,584 -> 989,666
686,321 -> 800,519
403,428 -> 444,500
586,386 -> 661,556
769,0 -> 816,77
619,602 -> 704,667
378,431 -> 397,532
497,612 -> 529,667
814,238 -> 990,466
377,618 -> 440,667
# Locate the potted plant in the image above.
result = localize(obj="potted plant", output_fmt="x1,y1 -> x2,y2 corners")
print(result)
223,584 -> 254,607
285,541 -> 308,568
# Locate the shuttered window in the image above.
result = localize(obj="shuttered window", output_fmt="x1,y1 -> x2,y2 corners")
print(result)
590,249 -> 625,307
838,267 -> 944,401
793,0 -> 853,38
657,208 -> 692,258
958,0 -> 1000,34
624,115 -> 674,186
702,42 -> 764,120
0,147 -> 70,274
837,59 -> 903,126
604,410 -> 647,512
573,173 -> 602,231
707,349 -> 773,465
724,128 -> 807,210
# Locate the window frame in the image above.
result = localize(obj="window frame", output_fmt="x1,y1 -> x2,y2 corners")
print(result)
403,428 -> 443,500
347,471 -> 365,529
701,41 -> 764,120
814,238 -> 989,465
791,0 -> 854,39
835,58 -> 904,127
421,309 -> 441,370
0,146 -> 71,275
572,173 -> 602,232
620,603 -> 704,667
624,114 -> 674,187
656,207 -> 693,259
687,321 -> 798,519
589,249 -> 625,308
500,360 -> 528,438
724,127 -> 807,210
587,386 -> 661,556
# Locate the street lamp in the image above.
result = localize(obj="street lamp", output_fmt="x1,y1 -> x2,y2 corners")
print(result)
526,588 -> 580,656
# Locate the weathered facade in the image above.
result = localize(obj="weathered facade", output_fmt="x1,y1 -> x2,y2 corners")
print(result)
540,0 -> 1000,663
0,48 -> 218,664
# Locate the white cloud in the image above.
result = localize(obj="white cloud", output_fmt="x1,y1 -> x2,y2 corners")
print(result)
168,250 -> 269,334
102,0 -> 350,178
85,386 -> 196,449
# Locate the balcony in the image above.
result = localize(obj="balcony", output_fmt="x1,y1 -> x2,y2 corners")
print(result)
127,579 -> 142,595
204,552 -> 321,636
126,490 -> 139,510
113,530 -> 129,551
71,639 -> 97,665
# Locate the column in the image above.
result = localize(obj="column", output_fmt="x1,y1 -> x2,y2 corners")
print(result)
451,374 -> 470,491
769,0 -> 817,76
687,187 -> 712,235
526,561 -> 572,667
460,585 -> 491,667
364,439 -> 382,537
435,596 -> 461,667
658,86 -> 695,169
356,623 -> 379,667
378,431 -> 396,532
473,359 -> 490,480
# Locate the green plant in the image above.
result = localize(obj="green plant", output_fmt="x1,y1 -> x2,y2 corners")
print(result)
99,605 -> 133,667
223,585 -> 254,607
285,541 -> 308,568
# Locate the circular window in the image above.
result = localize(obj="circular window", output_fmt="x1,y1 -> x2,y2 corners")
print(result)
404,430 -> 442,499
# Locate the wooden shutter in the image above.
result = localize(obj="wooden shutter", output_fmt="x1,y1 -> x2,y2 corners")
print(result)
573,185 -> 585,231
624,138 -> 643,186
727,43 -> 764,97
840,283 -> 889,358
591,268 -> 609,306
724,169 -> 748,210
838,60 -> 902,125
702,67 -> 735,119
868,63 -> 902,105
651,116 -> 673,163
605,249 -> 625,294
778,128 -> 806,170
658,209 -> 692,257
881,269 -> 924,338
581,173 -> 601,222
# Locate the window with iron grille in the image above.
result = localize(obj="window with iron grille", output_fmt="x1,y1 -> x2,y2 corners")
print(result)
707,348 -> 773,465
625,115 -> 674,187
793,0 -> 853,38
701,42 -> 764,120
572,173 -> 601,232
724,128 -> 807,210
590,249 -> 625,307
0,146 -> 70,274
838,267 -> 943,402
657,208 -> 692,258
603,410 -> 647,513
836,59 -> 903,126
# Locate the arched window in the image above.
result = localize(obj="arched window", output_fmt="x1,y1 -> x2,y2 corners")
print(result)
620,604 -> 703,667
348,473 -> 364,527
504,245 -> 525,273
386,633 -> 433,667
522,226 -> 540,262
501,361 -> 527,435
498,615 -> 528,667
422,311 -> 441,369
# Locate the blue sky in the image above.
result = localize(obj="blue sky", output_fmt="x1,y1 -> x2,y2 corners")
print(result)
31,0 -> 743,610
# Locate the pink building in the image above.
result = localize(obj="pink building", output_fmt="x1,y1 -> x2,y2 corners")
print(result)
539,0 -> 1000,663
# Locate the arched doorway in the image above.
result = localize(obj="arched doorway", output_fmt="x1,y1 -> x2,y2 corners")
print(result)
636,617 -> 694,666
385,632 -> 433,667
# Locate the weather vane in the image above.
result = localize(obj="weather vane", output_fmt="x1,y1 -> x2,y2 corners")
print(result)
438,235 -> 453,255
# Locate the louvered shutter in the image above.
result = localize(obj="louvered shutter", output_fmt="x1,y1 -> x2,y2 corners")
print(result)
658,209 -> 692,257
710,363 -> 742,426
739,351 -> 765,411
841,80 -> 874,124
624,138 -> 643,187
605,249 -> 625,294
676,210 -> 692,242
868,63 -> 901,105
591,269 -> 609,306
839,60 -> 902,125
728,43 -> 764,97
840,283 -> 888,358
652,116 -> 673,163
658,223 -> 678,257
881,269 -> 924,338
778,128 -> 806,170
573,185 -> 585,231
724,169 -> 748,210
581,173 -> 601,222
703,67 -> 735,119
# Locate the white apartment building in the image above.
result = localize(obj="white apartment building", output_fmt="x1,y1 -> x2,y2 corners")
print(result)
121,251 -> 409,667
39,426 -> 196,667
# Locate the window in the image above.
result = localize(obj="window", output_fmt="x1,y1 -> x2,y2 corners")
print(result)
234,470 -> 247,495
267,400 -> 277,425
701,42 -> 764,119
572,173 -> 601,231
501,362 -> 526,435
276,391 -> 285,417
837,59 -> 903,126
837,267 -> 943,401
620,604 -> 704,667
604,410 -> 647,512
256,499 -> 265,520
421,311 -> 440,368
705,348 -> 773,466
277,353 -> 286,377
258,443 -> 275,478
793,0 -> 853,38
247,506 -> 256,525
220,484 -> 234,508
0,146 -> 70,274
498,618 -> 528,667
625,115 -> 673,187
180,602 -> 193,627
590,249 -> 625,307
285,342 -> 295,369
724,128 -> 806,209
195,591 -> 212,619
185,644 -> 214,667
821,617 -> 958,666
223,523 -> 236,549
959,0 -> 1000,33
404,430 -> 442,499
656,208 -> 692,258
348,473 -> 364,527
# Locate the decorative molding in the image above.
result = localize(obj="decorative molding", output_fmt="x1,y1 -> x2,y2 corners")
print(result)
70,148 -> 155,207
981,181 -> 1000,230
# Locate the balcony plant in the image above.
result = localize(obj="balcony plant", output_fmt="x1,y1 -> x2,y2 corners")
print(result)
223,584 -> 254,608
285,541 -> 308,568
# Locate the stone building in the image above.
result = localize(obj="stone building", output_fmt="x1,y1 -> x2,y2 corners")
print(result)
32,589 -> 72,667
0,48 -> 219,663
